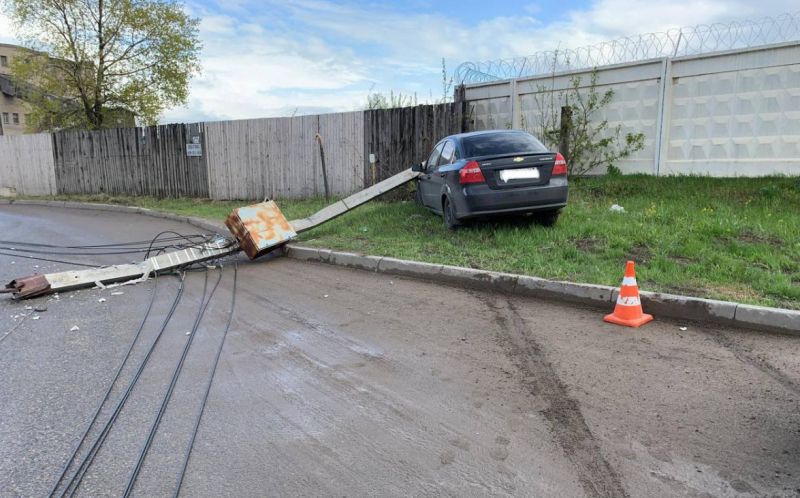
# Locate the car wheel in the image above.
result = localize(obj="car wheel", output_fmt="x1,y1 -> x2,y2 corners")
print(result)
534,209 -> 561,227
443,197 -> 461,230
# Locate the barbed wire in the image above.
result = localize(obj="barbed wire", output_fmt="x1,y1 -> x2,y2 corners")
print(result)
456,12 -> 800,84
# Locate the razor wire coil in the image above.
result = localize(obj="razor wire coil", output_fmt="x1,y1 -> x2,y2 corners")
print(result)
456,12 -> 800,83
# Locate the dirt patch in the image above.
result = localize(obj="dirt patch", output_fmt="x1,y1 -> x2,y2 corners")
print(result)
626,243 -> 651,264
574,237 -> 602,252
668,255 -> 695,266
736,230 -> 783,246
664,283 -> 706,298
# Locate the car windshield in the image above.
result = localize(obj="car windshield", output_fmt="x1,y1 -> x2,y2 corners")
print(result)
461,132 -> 549,158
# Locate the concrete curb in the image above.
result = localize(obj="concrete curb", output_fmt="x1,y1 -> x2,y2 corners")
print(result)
284,245 -> 800,336
3,199 -> 798,335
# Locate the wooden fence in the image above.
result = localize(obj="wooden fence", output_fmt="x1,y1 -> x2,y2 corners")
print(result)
53,123 -> 209,197
205,111 -> 364,200
0,133 -> 57,195
0,102 -> 468,200
364,102 -> 467,184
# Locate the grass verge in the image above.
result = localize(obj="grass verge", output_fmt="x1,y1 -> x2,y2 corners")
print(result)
14,175 -> 800,309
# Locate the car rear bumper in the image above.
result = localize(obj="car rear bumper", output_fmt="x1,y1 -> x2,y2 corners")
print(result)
454,178 -> 568,219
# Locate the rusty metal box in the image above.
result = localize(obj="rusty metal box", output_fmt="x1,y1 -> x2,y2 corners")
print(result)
225,201 -> 297,259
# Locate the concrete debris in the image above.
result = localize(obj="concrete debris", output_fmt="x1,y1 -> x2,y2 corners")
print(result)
680,326 -> 688,331
34,306 -> 47,312
24,305 -> 32,310
69,326 -> 80,332
111,291 -> 124,296
98,298 -> 107,303
32,316 -> 40,320
323,294 -> 329,298
609,204 -> 626,213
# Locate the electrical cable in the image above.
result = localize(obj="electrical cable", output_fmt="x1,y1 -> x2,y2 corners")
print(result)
0,234 -> 213,249
0,236 -> 217,258
57,273 -> 187,498
122,266 -> 223,498
0,251 -> 102,268
0,245 -> 204,257
47,274 -> 161,497
0,310 -> 33,345
143,231 -> 216,259
172,263 -> 237,497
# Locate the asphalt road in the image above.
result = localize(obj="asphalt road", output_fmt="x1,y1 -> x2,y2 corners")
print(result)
1,205 -> 799,498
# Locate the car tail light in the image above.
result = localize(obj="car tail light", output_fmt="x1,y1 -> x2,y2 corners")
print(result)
552,153 -> 568,176
459,160 -> 485,184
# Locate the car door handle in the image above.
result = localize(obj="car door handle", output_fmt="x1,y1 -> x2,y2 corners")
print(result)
438,172 -> 446,177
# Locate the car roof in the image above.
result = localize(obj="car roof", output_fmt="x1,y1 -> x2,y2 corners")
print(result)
442,129 -> 530,142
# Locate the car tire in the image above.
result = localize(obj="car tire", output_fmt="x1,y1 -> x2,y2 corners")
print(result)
534,209 -> 561,227
443,197 -> 461,230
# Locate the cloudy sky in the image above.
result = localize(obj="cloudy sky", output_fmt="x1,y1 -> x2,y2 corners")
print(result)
0,0 -> 797,123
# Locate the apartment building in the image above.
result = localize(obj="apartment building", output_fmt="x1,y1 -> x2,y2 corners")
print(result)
0,43 -> 34,136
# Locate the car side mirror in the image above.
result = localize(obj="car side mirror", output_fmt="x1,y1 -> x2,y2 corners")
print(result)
411,162 -> 425,172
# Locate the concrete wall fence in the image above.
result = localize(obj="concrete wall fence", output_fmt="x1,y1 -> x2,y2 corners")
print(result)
0,43 -> 798,200
464,42 -> 800,176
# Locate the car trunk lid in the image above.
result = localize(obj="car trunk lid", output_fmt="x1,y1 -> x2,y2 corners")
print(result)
477,153 -> 557,189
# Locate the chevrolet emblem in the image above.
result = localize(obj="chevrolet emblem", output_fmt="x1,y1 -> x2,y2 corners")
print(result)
512,157 -> 524,162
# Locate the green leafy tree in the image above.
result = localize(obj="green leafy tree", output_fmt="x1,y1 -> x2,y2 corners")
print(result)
3,0 -> 201,130
540,70 -> 645,177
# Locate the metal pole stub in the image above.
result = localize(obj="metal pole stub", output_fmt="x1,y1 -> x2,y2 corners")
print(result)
5,275 -> 51,299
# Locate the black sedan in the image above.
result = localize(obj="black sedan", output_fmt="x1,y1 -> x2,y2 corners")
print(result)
412,130 -> 568,229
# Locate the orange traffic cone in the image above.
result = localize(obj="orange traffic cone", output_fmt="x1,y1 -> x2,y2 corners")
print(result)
604,261 -> 653,328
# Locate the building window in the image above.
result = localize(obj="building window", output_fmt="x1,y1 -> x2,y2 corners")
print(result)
1,113 -> 8,124
12,113 -> 19,125
0,55 -> 7,67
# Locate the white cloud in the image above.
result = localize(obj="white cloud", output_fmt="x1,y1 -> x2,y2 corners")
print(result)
5,0 -> 796,123
0,11 -> 17,43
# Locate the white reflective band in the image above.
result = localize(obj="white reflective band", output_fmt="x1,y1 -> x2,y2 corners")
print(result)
617,295 -> 641,306
622,276 -> 637,286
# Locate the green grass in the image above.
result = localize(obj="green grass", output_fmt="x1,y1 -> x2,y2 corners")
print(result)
21,175 -> 800,309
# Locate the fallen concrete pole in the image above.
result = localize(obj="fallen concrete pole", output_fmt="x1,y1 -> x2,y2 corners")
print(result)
4,169 -> 421,299
5,237 -> 238,299
290,169 -> 419,233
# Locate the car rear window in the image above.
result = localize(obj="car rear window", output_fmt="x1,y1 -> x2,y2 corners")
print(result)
461,132 -> 549,158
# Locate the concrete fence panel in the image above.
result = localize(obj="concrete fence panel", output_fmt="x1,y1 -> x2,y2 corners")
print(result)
662,43 -> 800,175
462,42 -> 800,177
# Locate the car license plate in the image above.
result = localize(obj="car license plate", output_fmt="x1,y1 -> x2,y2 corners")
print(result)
499,167 -> 539,183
